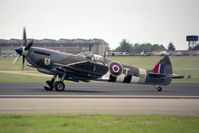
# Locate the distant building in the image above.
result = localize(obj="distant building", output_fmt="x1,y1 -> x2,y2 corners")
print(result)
146,51 -> 169,56
0,38 -> 108,56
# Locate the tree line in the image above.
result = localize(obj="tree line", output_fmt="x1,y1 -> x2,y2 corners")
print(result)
112,39 -> 176,53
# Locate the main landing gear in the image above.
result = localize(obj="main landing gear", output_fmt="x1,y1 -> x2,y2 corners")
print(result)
44,74 -> 65,91
154,86 -> 162,92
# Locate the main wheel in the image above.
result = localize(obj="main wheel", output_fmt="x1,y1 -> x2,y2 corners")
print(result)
54,81 -> 65,91
44,80 -> 54,91
44,86 -> 53,91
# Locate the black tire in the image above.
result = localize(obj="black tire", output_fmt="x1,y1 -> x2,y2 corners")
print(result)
54,81 -> 65,91
46,80 -> 54,87
44,86 -> 53,91
157,87 -> 162,92
44,80 -> 54,91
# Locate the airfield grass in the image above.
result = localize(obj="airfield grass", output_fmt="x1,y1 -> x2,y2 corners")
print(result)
0,72 -> 49,83
0,56 -> 199,83
0,115 -> 198,133
0,57 -> 34,71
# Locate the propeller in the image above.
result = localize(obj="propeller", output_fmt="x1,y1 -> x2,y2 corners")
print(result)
13,27 -> 33,71
12,55 -> 20,64
23,28 -> 27,46
25,40 -> 33,50
22,56 -> 25,71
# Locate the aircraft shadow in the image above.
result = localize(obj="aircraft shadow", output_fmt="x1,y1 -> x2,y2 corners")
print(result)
64,89 -> 110,94
34,89 -> 109,94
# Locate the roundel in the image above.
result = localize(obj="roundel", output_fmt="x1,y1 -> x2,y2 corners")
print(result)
109,62 -> 123,77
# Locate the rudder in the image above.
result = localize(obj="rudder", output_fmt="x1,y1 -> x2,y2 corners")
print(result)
153,56 -> 173,75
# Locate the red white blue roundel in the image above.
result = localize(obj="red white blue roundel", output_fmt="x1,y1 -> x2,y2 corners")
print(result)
109,62 -> 123,77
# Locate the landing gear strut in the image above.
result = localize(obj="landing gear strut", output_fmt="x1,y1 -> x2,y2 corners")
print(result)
54,73 -> 66,91
44,73 -> 66,92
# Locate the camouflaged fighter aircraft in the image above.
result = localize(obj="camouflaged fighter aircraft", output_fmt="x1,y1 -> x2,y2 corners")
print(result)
13,28 -> 184,92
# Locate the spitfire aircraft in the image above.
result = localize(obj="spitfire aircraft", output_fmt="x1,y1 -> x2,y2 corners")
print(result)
13,28 -> 183,92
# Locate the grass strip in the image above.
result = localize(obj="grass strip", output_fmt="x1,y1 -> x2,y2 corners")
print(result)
0,115 -> 198,133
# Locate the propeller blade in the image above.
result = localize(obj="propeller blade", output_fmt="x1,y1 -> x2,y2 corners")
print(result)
22,56 -> 25,71
23,27 -> 27,46
12,55 -> 20,64
25,40 -> 33,50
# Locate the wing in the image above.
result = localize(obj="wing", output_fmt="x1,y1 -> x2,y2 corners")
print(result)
53,60 -> 108,82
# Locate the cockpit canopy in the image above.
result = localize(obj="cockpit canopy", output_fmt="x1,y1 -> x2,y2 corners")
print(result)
77,51 -> 104,64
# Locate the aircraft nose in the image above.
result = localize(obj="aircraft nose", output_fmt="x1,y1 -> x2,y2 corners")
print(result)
15,47 -> 23,55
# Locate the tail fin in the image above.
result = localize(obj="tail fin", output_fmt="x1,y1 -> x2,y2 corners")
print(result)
153,56 -> 173,75
153,56 -> 185,79
148,56 -> 173,85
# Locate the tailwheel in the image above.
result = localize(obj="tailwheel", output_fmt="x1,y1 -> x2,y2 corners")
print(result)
54,81 -> 65,91
156,86 -> 162,92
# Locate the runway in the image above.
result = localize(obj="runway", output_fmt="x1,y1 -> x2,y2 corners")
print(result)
0,83 -> 199,115
0,82 -> 199,98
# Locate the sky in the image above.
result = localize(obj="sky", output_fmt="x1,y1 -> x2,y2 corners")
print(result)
0,0 -> 199,50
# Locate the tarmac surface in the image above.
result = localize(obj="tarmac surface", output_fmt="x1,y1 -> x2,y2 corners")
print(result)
0,82 -> 199,98
0,83 -> 199,115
